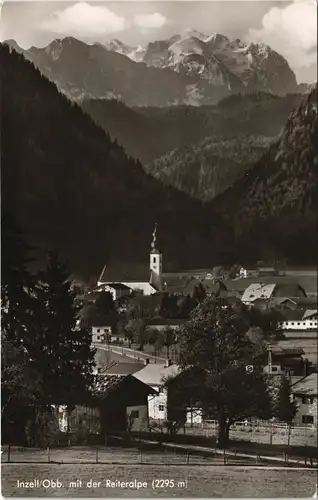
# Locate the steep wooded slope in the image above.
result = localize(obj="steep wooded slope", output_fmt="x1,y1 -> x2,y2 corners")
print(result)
212,87 -> 318,264
0,45 -> 231,276
145,135 -> 273,201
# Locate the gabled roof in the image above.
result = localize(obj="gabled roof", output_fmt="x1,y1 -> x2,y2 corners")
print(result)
302,309 -> 317,320
93,374 -> 158,399
291,373 -> 318,396
271,347 -> 305,357
98,262 -> 151,284
242,283 -> 276,302
102,362 -> 145,375
271,297 -> 317,308
134,363 -> 181,386
277,310 -> 306,322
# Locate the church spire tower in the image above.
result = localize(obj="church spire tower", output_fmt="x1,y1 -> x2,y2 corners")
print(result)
150,223 -> 163,291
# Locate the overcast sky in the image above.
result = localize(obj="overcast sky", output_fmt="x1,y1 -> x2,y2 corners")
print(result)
0,0 -> 316,82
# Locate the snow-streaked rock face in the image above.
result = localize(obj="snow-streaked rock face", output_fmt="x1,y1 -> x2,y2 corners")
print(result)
117,32 -> 298,94
3,32 -> 299,106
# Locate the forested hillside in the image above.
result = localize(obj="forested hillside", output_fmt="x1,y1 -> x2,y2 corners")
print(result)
82,92 -> 302,164
145,135 -> 273,201
0,45 -> 232,276
212,86 -> 318,264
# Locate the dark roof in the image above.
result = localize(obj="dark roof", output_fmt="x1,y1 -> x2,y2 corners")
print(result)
291,373 -> 318,396
102,362 -> 145,375
271,347 -> 305,357
98,262 -> 151,283
276,310 -> 306,322
92,374 -> 157,399
271,297 -> 318,308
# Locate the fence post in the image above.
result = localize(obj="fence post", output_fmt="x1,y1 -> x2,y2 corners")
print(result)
96,448 -> 99,463
223,448 -> 226,465
139,451 -> 142,464
287,425 -> 291,447
186,452 -> 190,465
270,424 -> 273,445
47,446 -> 50,463
8,446 -> 11,463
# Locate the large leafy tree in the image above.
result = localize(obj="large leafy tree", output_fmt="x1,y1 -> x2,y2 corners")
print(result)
176,296 -> 272,447
36,251 -> 96,405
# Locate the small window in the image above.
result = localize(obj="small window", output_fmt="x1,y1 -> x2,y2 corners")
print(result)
302,415 -> 314,424
97,336 -> 100,340
291,322 -> 294,325
97,328 -> 100,333
158,404 -> 165,412
104,328 -> 108,332
302,397 -> 313,404
153,257 -> 156,264
297,322 -> 301,325
271,366 -> 278,372
130,410 -> 139,419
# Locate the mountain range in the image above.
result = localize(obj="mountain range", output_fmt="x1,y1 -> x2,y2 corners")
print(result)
4,31 -> 300,106
1,43 -> 316,276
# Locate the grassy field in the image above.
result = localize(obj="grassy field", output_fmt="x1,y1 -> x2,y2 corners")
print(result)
2,462 -> 317,497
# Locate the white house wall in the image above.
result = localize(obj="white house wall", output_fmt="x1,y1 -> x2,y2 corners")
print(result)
148,387 -> 168,420
279,319 -> 317,331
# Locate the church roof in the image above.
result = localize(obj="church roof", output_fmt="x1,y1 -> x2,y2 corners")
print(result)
98,262 -> 151,283
150,248 -> 161,254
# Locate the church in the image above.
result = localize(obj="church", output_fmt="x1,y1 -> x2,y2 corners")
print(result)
97,225 -> 164,296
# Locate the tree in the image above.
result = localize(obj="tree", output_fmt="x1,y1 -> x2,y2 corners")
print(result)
94,291 -> 115,317
1,211 -> 38,349
269,375 -> 296,423
126,318 -> 147,351
162,327 -> 176,359
177,296 -> 272,448
36,251 -> 96,406
1,212 -> 43,441
1,332 -> 43,442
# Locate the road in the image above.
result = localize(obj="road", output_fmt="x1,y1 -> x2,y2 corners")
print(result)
94,343 -> 166,364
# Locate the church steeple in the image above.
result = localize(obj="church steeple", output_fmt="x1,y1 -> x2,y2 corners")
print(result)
150,223 -> 163,290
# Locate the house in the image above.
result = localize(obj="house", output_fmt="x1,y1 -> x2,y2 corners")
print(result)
96,283 -> 131,301
92,324 -> 112,343
277,309 -> 317,331
57,374 -> 158,439
291,373 -> 318,427
270,297 -> 317,310
133,362 -> 181,421
260,346 -> 307,376
241,282 -> 307,305
97,225 -> 163,295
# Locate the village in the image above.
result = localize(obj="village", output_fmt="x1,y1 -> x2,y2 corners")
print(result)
55,226 -> 318,445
